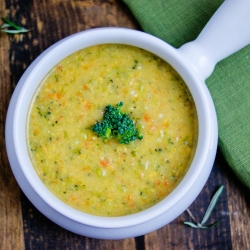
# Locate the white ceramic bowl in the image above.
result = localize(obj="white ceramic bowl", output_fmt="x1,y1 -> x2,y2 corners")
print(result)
5,0 -> 250,239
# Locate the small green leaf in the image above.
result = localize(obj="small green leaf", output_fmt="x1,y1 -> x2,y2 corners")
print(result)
184,185 -> 224,230
1,23 -> 11,28
1,29 -> 28,34
1,17 -> 29,34
183,222 -> 200,228
200,185 -> 224,225
2,17 -> 24,30
184,221 -> 220,229
206,220 -> 220,228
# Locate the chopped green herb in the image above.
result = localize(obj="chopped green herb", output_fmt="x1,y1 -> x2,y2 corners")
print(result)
131,150 -> 137,156
132,59 -> 138,69
155,148 -> 162,152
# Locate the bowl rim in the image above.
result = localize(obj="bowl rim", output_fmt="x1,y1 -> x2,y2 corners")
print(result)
7,27 -> 218,229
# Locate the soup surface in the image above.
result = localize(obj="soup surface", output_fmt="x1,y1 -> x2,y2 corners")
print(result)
27,44 -> 198,216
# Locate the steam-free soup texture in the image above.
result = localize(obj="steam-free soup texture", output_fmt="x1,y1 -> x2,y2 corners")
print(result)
28,44 -> 198,216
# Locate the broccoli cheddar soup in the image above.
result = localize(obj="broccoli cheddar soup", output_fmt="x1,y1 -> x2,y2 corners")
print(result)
27,44 -> 198,216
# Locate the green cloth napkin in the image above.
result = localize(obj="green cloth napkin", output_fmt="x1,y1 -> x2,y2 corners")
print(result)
123,0 -> 250,190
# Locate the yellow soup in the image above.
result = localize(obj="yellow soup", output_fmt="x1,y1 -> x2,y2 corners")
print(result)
27,44 -> 198,216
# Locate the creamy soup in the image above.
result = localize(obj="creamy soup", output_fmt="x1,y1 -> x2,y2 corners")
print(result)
27,44 -> 198,216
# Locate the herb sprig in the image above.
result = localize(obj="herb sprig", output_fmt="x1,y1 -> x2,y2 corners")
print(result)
1,17 -> 29,34
184,185 -> 224,229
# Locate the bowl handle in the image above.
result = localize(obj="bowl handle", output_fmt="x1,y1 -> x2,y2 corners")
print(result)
178,0 -> 250,81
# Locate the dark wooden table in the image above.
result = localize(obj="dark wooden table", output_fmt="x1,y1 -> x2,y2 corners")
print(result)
1,1 -> 250,249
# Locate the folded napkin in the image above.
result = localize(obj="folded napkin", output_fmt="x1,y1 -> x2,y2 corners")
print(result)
123,0 -> 250,190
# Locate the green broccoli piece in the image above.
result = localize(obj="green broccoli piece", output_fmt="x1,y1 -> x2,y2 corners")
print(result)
91,121 -> 112,141
91,102 -> 143,144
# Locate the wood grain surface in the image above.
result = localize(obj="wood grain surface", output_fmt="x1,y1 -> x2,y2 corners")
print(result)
1,1 -> 250,249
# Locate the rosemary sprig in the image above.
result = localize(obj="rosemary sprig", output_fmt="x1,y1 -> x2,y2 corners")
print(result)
1,17 -> 29,34
184,185 -> 224,229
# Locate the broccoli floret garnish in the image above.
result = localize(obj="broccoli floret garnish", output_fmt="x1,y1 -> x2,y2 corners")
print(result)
91,102 -> 143,144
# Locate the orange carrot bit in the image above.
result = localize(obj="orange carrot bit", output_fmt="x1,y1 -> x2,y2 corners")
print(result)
163,121 -> 169,128
76,91 -> 82,97
46,93 -> 54,99
150,125 -> 155,131
127,195 -> 132,201
77,114 -> 84,120
133,72 -> 138,78
163,181 -> 169,186
83,141 -> 90,148
154,180 -> 161,186
100,158 -> 110,167
33,129 -> 39,136
56,92 -> 62,99
127,195 -> 135,207
83,166 -> 90,171
85,102 -> 92,110
99,71 -> 105,77
104,140 -> 112,145
57,115 -> 63,121
122,89 -> 128,95
129,202 -> 135,208
56,64 -> 62,71
144,114 -> 151,122
71,196 -> 77,201
82,64 -> 93,70
82,84 -> 89,91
